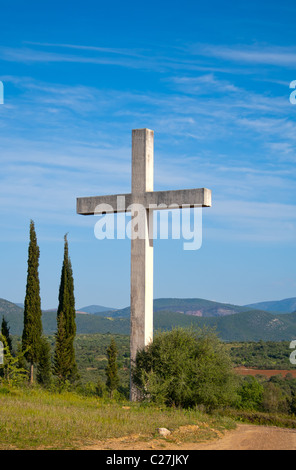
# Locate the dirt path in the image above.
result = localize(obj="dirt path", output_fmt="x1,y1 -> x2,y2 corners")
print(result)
194,424 -> 296,450
82,424 -> 296,451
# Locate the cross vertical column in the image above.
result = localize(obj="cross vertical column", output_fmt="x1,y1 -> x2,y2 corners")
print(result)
130,129 -> 154,400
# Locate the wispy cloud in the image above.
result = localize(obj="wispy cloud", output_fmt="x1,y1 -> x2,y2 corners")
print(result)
208,200 -> 296,243
0,45 -> 154,70
192,44 -> 296,68
170,73 -> 240,94
25,41 -> 146,58
3,41 -> 289,75
0,39 -> 295,245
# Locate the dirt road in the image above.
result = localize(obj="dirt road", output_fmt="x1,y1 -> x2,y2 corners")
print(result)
194,424 -> 296,450
83,424 -> 296,451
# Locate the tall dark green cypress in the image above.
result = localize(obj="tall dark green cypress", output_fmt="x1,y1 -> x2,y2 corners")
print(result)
37,336 -> 52,387
1,317 -> 12,354
53,234 -> 77,383
22,220 -> 43,384
53,310 -> 70,383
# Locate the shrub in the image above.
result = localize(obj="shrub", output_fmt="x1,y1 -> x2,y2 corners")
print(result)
262,382 -> 290,414
236,376 -> 264,411
132,328 -> 238,410
0,336 -> 28,386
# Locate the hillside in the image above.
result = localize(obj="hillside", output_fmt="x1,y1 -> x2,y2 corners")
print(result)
2,297 -> 296,341
45,308 -> 296,341
0,310 -> 130,336
0,298 -> 23,317
91,298 -> 248,318
52,308 -> 296,341
154,309 -> 296,342
79,305 -> 117,314
153,298 -> 248,317
202,310 -> 296,342
245,298 -> 296,314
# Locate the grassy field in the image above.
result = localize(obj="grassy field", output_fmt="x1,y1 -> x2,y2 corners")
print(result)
0,386 -> 235,450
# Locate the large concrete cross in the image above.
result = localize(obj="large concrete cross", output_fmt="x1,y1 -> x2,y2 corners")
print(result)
77,128 -> 212,400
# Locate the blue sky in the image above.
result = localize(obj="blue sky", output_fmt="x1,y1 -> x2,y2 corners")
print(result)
0,0 -> 295,310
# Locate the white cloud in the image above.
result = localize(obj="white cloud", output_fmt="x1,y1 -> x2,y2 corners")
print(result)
194,44 -> 296,68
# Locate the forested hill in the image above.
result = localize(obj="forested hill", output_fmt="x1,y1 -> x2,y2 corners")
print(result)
87,298 -> 249,318
0,298 -> 23,317
1,297 -> 296,342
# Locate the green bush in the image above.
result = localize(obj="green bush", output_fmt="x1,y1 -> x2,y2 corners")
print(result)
132,328 -> 238,410
262,382 -> 290,414
0,336 -> 28,386
236,376 -> 264,411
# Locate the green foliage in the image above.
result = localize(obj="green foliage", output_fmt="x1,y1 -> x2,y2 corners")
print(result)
262,381 -> 290,414
37,336 -> 52,387
0,336 -> 28,386
22,220 -> 43,379
96,377 -> 106,397
223,408 -> 296,428
1,316 -> 12,353
73,333 -> 129,386
236,376 -> 264,410
233,374 -> 296,416
133,328 -> 238,410
53,311 -> 72,383
229,340 -> 293,369
53,235 -> 78,383
105,337 -> 120,398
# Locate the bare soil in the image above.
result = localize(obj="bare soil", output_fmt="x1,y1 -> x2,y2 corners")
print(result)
234,367 -> 296,378
81,424 -> 296,451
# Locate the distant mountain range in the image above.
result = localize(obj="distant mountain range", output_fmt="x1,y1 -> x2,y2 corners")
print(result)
88,298 -> 248,319
10,297 -> 296,317
0,296 -> 295,342
79,305 -> 117,314
245,298 -> 296,314
79,297 -> 296,317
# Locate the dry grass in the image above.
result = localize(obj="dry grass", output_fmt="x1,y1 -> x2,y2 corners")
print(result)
0,386 -> 235,450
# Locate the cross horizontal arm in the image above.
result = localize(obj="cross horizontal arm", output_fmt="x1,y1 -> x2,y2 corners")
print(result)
77,188 -> 211,215
145,188 -> 212,209
77,193 -> 133,215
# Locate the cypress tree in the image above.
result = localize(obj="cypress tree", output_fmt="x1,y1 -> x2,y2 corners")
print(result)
105,337 -> 119,398
53,310 -> 71,383
22,220 -> 43,384
37,336 -> 52,387
53,234 -> 77,383
1,317 -> 12,354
